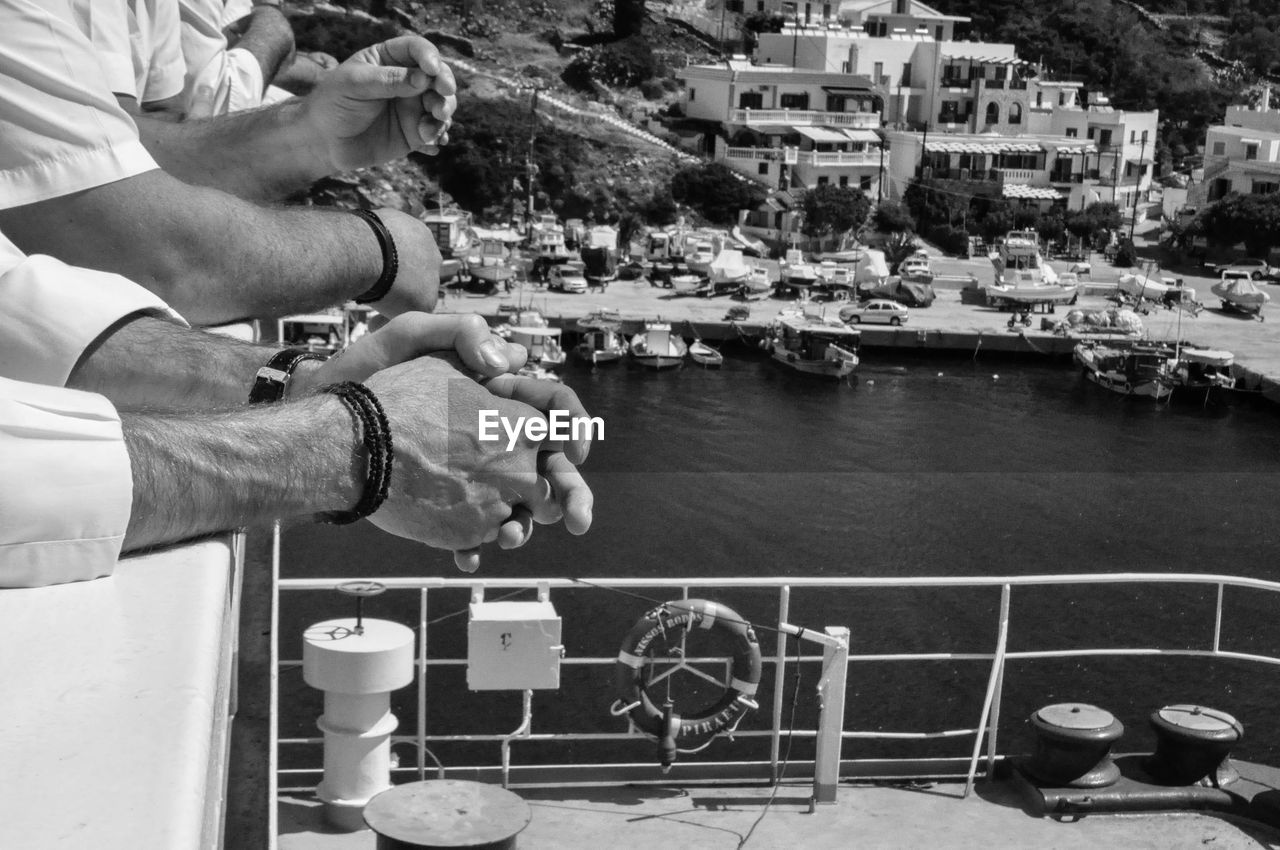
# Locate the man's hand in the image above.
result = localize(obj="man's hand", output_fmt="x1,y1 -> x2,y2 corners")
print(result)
291,312 -> 528,396
304,36 -> 457,172
362,359 -> 583,558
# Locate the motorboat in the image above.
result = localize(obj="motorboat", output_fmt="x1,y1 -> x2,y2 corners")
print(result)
779,249 -> 819,295
741,265 -> 773,300
1172,346 -> 1236,395
493,306 -> 549,340
669,272 -> 707,295
1073,340 -> 1175,400
898,252 -> 934,283
683,238 -> 717,276
629,322 -> 687,369
574,312 -> 626,364
421,206 -> 474,258
706,249 -> 750,296
1211,272 -> 1270,319
766,307 -> 861,379
987,231 -> 1079,309
508,324 -> 566,369
1117,273 -> 1202,314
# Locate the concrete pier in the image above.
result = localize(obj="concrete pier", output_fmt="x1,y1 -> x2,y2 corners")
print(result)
437,254 -> 1279,401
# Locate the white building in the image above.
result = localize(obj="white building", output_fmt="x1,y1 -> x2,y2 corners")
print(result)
1192,89 -> 1280,204
678,58 -> 886,192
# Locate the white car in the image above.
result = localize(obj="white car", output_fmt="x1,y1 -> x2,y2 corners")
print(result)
840,299 -> 910,326
547,264 -> 588,293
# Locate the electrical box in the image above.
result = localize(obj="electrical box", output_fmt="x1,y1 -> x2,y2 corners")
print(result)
467,601 -> 563,691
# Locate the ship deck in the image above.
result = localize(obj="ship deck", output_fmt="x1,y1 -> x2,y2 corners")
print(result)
277,772 -> 1280,849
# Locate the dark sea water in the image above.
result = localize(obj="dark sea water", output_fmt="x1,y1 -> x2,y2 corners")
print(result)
280,347 -> 1280,764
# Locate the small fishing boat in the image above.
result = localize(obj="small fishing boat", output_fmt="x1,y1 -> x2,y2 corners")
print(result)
1073,340 -> 1175,400
1211,272 -> 1270,320
508,323 -> 566,369
779,249 -> 819,296
574,312 -> 626,365
741,265 -> 773,300
1171,346 -> 1236,397
517,363 -> 563,382
683,238 -> 717,275
629,322 -> 687,369
689,340 -> 724,368
765,308 -> 861,379
670,272 -> 707,295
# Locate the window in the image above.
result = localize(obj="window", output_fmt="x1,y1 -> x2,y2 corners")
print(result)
1130,131 -> 1136,143
817,176 -> 829,185
1212,141 -> 1225,156
758,0 -> 764,9
1245,143 -> 1258,161
1036,91 -> 1043,107
1124,162 -> 1133,177
839,176 -> 849,187
1059,92 -> 1066,106
935,25 -> 944,40
896,0 -> 906,12
1009,103 -> 1022,125
873,62 -> 883,83
1253,180 -> 1279,195
901,63 -> 912,87
985,102 -> 999,124
1066,127 -> 1078,138
738,92 -> 763,109
1098,129 -> 1112,147
1087,127 -> 1095,139
759,162 -> 770,175
860,174 -> 872,190
689,88 -> 696,102
780,92 -> 809,110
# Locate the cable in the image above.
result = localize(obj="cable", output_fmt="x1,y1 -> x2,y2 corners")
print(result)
737,644 -> 805,849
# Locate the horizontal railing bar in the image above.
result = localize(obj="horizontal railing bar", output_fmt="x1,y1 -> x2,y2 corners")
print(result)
279,572 -> 1280,593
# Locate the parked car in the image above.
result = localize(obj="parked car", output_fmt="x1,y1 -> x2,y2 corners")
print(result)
1213,258 -> 1273,280
839,299 -> 909,326
547,264 -> 588,293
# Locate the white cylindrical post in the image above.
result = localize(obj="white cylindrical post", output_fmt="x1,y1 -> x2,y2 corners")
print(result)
303,617 -> 414,831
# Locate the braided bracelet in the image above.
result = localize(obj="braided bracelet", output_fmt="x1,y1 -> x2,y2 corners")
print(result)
350,209 -> 399,304
320,381 -> 394,524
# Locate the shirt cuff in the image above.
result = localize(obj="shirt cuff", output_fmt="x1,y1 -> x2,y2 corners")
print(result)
0,380 -> 130,587
0,252 -> 188,387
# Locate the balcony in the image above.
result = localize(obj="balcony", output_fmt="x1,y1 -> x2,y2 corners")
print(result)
798,150 -> 881,167
729,108 -> 881,128
994,168 -> 1041,184
725,146 -> 784,162
1050,173 -> 1086,185
984,79 -> 1006,90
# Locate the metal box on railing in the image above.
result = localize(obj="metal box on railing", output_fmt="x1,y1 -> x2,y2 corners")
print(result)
467,601 -> 563,690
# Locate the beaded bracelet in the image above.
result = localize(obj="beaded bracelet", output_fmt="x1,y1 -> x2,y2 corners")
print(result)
320,381 -> 394,524
350,209 -> 399,304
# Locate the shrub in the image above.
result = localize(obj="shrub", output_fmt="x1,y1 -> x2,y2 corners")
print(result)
873,200 -> 915,233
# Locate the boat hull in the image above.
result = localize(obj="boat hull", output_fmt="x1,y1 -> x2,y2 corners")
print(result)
631,353 -> 685,369
770,344 -> 858,379
1074,343 -> 1173,400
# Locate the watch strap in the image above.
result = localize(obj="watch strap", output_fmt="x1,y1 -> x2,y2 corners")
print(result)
249,348 -> 329,404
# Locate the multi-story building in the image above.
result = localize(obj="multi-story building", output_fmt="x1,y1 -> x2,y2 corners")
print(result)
1192,88 -> 1280,205
677,58 -> 886,193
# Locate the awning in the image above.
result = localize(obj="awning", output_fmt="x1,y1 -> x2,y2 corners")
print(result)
796,126 -> 850,143
998,142 -> 1041,153
841,129 -> 881,143
821,85 -> 877,95
942,54 -> 1027,66
1054,145 -> 1098,155
925,141 -> 1005,154
1002,184 -> 1064,200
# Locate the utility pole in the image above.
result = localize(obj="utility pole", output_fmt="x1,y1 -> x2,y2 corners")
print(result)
1128,131 -> 1148,242
877,138 -> 886,203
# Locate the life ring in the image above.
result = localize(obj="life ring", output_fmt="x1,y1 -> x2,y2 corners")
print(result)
613,600 -> 762,748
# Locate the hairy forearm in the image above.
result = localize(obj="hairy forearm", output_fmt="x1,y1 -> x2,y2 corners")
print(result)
235,7 -> 295,90
122,395 -> 359,551
137,97 -> 329,200
68,315 -> 274,410
0,170 -> 381,324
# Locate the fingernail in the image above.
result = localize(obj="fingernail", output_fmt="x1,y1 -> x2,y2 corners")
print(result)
479,339 -> 508,370
409,70 -> 428,88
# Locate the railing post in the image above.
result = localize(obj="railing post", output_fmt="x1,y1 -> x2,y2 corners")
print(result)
966,584 -> 1011,798
812,626 -> 850,805
771,587 -> 792,783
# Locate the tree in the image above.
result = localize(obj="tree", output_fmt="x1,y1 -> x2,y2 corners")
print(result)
880,230 -> 919,272
1198,192 -> 1280,259
800,185 -> 871,246
873,199 -> 915,233
670,162 -> 765,225
1065,202 -> 1123,249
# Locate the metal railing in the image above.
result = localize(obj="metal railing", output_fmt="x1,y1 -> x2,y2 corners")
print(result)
729,108 -> 881,128
274,570 -> 1280,799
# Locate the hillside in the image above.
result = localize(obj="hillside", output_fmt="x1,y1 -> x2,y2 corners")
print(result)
285,1 -> 719,223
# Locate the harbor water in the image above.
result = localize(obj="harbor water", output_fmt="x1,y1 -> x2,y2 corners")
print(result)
280,348 -> 1280,764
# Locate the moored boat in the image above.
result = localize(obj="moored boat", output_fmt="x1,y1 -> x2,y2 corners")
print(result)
689,340 -> 724,368
574,312 -> 626,364
509,324 -> 566,369
1073,339 -> 1175,400
1171,345 -> 1236,399
629,321 -> 687,369
766,307 -> 861,379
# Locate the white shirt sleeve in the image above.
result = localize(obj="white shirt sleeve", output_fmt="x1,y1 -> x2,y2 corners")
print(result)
0,233 -> 188,387
0,0 -> 160,209
136,0 -> 188,104
178,0 -> 266,117
0,378 -> 131,587
66,0 -> 136,98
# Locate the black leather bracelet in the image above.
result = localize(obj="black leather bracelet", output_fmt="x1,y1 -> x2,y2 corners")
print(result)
350,209 -> 398,304
248,348 -> 329,404
320,381 -> 394,524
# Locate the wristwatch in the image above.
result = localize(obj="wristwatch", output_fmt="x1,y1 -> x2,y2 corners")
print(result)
249,348 -> 329,404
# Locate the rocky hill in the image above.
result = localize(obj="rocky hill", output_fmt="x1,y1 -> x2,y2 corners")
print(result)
286,1 -> 720,223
